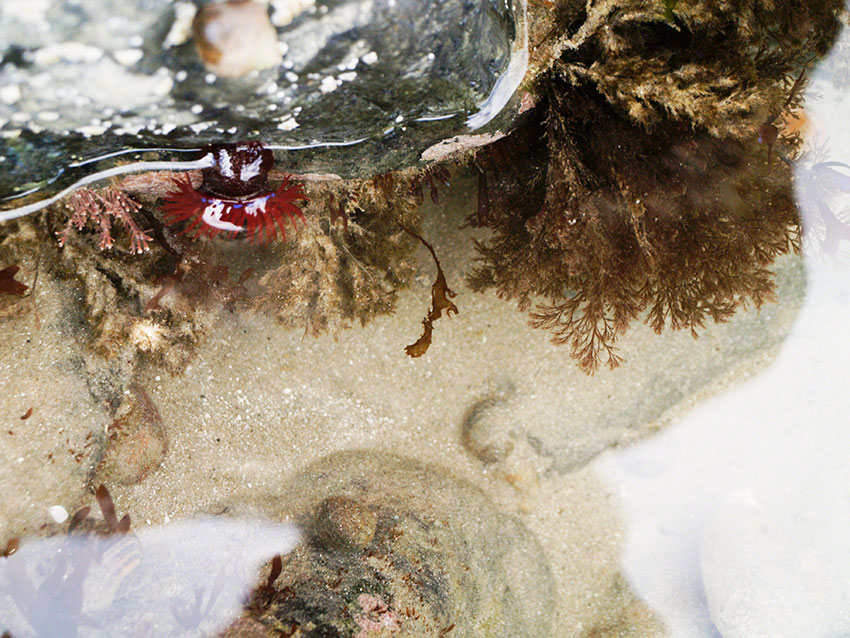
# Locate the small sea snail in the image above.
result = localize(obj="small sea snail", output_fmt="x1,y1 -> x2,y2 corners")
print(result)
192,0 -> 283,78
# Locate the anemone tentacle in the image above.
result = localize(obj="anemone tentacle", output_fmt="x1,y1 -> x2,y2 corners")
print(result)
161,175 -> 308,244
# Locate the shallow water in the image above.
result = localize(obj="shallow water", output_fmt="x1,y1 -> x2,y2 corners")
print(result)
1,2 -> 850,638
597,41 -> 850,637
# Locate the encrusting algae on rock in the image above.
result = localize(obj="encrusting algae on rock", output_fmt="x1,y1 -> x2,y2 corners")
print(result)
0,152 -> 440,376
228,451 -> 555,638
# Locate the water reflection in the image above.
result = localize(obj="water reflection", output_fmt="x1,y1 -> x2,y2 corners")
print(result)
599,19 -> 850,638
0,515 -> 299,637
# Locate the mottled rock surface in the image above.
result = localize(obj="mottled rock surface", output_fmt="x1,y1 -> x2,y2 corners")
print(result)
0,0 -> 526,202
242,451 -> 555,637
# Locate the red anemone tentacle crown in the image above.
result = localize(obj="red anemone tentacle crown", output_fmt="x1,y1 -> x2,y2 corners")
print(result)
162,142 -> 307,243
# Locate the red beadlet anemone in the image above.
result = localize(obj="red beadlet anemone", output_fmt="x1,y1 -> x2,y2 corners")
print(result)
162,142 -> 308,243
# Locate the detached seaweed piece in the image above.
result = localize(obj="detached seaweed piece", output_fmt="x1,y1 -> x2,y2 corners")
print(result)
0,265 -> 27,296
402,225 -> 458,358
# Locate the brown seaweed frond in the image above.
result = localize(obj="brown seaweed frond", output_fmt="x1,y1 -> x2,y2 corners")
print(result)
529,284 -> 626,371
244,554 -> 283,615
65,484 -> 133,537
409,165 -> 452,205
470,76 -> 799,373
94,484 -> 132,536
759,68 -> 812,162
401,225 -> 458,358
0,264 -> 28,296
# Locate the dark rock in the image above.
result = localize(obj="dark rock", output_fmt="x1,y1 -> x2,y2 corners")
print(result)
0,0 -> 528,203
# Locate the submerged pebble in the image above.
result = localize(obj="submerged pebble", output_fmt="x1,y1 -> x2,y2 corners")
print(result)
313,495 -> 377,552
90,386 -> 168,487
47,505 -> 69,523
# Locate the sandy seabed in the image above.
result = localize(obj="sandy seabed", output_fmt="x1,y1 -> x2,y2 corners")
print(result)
0,175 -> 805,637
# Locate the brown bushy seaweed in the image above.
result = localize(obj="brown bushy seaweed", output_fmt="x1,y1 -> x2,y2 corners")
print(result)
468,0 -> 843,372
541,0 -> 841,137
251,170 -> 422,335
